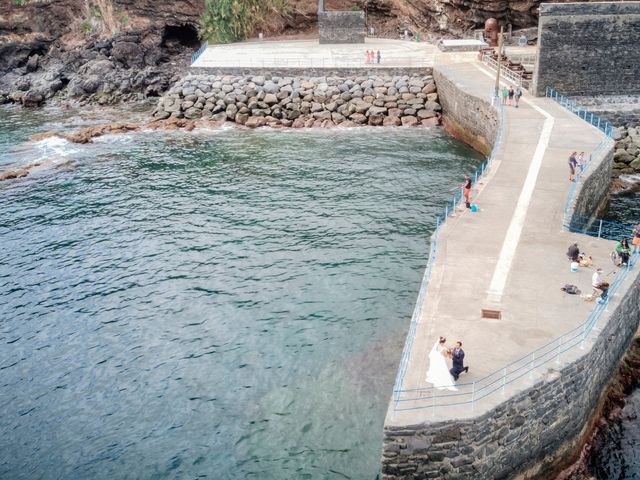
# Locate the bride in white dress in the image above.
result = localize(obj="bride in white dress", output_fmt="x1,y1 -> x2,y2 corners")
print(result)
425,336 -> 457,391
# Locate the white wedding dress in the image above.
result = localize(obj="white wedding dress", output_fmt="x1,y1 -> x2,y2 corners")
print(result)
425,340 -> 457,391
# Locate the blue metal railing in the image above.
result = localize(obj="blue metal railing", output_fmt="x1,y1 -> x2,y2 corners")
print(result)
191,42 -> 208,65
391,87 -> 638,414
545,87 -> 614,137
392,93 -> 505,410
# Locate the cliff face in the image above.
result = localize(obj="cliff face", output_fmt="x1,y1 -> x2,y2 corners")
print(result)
0,0 -> 608,106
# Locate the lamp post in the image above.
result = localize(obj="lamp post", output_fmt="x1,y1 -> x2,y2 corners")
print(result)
494,26 -> 504,99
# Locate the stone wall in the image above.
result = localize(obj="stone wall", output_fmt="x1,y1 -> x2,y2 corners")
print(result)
568,140 -> 614,220
382,277 -> 640,479
532,2 -> 640,97
433,66 -> 498,156
318,11 -> 366,44
571,95 -> 640,127
152,73 -> 442,128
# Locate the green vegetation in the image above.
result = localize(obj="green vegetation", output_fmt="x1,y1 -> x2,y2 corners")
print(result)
199,0 -> 289,44
351,4 -> 361,11
80,20 -> 92,34
14,0 -> 24,6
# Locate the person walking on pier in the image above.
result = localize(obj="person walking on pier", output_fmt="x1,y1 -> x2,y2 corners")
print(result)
501,86 -> 508,105
508,86 -> 515,106
376,50 -> 381,64
514,86 -> 522,108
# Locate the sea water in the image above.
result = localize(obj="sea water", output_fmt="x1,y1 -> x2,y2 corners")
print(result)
0,105 -> 483,479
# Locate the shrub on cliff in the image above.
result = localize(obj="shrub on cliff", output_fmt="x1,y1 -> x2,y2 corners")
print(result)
199,0 -> 290,44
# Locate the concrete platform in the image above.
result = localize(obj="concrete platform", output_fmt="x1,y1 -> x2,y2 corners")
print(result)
387,61 -> 626,426
192,38 -> 438,69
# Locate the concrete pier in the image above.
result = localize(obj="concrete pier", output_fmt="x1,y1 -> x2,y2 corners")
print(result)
382,61 -> 640,478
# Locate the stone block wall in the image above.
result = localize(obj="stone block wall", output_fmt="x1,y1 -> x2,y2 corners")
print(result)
433,66 -> 498,156
319,11 -> 366,44
571,95 -> 640,127
152,73 -> 442,128
382,273 -> 640,479
569,139 -> 614,219
532,2 -> 640,97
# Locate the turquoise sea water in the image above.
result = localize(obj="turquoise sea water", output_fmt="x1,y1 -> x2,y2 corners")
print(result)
0,106 -> 483,479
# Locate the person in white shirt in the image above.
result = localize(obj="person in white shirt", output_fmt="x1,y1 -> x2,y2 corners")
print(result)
592,268 -> 609,302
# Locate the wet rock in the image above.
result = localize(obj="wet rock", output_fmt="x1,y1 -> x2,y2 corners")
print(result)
401,116 -> 419,127
0,168 -> 29,181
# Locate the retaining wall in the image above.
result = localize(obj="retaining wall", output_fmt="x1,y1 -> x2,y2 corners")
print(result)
381,66 -> 640,480
532,2 -> 640,97
432,67 -> 498,156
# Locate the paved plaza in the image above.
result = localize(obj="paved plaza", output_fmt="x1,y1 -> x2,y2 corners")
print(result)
193,38 -> 442,69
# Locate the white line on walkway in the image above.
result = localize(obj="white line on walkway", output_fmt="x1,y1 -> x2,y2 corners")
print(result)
472,63 -> 556,305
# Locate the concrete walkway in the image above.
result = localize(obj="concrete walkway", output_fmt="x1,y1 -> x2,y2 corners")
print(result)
388,61 -> 619,425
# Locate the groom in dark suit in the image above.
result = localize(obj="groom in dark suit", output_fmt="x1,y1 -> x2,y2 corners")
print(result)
450,341 -> 469,381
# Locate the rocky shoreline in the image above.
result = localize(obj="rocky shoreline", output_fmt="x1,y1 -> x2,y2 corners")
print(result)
613,125 -> 640,176
152,73 -> 442,128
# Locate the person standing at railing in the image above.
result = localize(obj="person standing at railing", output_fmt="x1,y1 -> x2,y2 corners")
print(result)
568,151 -> 578,181
365,50 -> 370,64
633,224 -> 640,253
376,50 -> 381,64
577,152 -> 586,174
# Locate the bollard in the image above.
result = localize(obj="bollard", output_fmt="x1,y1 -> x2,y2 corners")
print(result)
598,219 -> 603,238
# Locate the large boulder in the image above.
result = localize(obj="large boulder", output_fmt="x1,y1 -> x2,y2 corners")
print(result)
111,42 -> 144,68
245,116 -> 267,128
401,116 -> 419,127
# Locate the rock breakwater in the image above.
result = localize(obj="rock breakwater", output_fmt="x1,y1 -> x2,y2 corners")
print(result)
152,74 -> 442,128
613,125 -> 640,177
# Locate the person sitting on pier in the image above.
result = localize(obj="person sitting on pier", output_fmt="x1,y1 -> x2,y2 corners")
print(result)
616,237 -> 631,266
592,268 -> 609,303
566,242 -> 580,262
